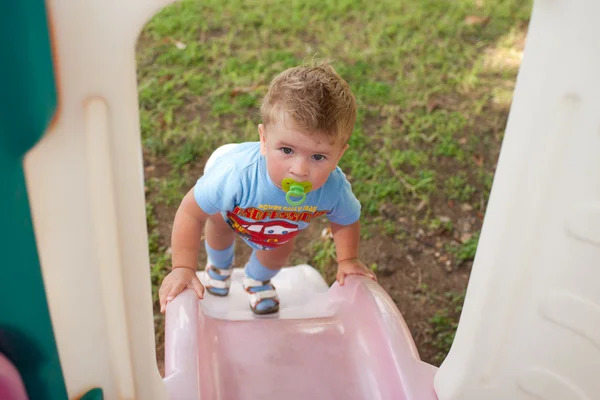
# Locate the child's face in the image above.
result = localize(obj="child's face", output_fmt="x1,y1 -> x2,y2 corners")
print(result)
258,118 -> 348,192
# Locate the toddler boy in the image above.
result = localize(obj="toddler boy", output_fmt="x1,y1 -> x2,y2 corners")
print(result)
158,61 -> 376,315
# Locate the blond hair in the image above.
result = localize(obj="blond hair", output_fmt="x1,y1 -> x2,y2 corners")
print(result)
260,61 -> 357,144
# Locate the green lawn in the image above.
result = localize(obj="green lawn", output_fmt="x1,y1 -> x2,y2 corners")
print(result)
137,0 -> 532,365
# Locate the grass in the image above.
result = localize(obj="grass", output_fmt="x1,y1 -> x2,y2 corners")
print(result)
456,233 -> 480,263
429,291 -> 466,364
309,237 -> 337,276
445,172 -> 477,202
137,0 -> 532,364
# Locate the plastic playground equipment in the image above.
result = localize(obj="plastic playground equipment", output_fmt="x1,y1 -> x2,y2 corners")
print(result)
2,0 -> 600,399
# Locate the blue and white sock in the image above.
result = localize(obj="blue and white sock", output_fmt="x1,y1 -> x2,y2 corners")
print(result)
205,241 -> 234,295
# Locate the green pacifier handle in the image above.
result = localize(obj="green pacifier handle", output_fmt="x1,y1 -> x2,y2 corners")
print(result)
286,184 -> 306,206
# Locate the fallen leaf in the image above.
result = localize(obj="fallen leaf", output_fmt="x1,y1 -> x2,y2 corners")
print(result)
445,261 -> 453,272
461,203 -> 473,212
157,112 -> 166,130
230,85 -> 257,97
320,227 -> 333,240
415,199 -> 428,212
464,15 -> 490,26
166,37 -> 187,50
427,99 -> 441,113
158,75 -> 173,84
460,233 -> 473,243
409,100 -> 422,111
473,154 -> 484,167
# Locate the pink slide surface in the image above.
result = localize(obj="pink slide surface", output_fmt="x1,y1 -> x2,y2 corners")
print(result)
163,265 -> 437,400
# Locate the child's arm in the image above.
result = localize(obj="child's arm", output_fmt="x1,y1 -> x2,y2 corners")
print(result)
158,188 -> 210,312
330,220 -> 377,285
171,188 -> 210,269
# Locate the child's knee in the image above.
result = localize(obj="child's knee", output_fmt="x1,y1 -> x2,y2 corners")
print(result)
205,215 -> 235,250
255,243 -> 294,269
256,254 -> 287,270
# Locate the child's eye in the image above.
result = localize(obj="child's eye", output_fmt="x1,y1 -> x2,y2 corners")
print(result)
280,147 -> 293,155
312,154 -> 326,161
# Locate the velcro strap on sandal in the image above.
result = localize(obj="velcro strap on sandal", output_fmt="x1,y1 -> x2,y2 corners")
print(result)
209,266 -> 233,277
206,276 -> 231,289
248,290 -> 278,308
206,265 -> 232,289
243,276 -> 269,289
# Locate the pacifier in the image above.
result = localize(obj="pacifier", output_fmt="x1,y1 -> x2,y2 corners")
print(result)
282,178 -> 312,206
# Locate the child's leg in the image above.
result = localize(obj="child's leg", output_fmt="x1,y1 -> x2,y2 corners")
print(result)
244,240 -> 294,314
204,213 -> 236,296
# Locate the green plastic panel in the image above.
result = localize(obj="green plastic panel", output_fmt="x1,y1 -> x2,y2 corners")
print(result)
0,1 -> 69,399
80,388 -> 105,400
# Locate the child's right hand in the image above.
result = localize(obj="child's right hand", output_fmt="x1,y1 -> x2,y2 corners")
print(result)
158,267 -> 205,313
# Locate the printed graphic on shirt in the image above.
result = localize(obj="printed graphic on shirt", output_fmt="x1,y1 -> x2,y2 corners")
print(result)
226,212 -> 301,248
230,205 -> 328,223
225,204 -> 330,248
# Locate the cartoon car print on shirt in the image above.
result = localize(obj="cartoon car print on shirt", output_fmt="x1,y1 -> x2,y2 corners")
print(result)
225,211 -> 300,248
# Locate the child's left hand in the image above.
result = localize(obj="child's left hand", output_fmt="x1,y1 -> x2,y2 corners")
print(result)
336,258 -> 377,286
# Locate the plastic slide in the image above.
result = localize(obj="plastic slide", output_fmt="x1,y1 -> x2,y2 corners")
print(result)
9,0 -> 600,398
163,265 -> 438,400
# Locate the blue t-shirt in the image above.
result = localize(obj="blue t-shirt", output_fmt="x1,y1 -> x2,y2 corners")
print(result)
194,142 -> 361,250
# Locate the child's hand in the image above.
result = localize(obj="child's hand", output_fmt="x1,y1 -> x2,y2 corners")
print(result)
336,258 -> 377,286
158,267 -> 204,313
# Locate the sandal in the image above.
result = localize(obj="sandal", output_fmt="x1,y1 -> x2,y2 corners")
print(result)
243,276 -> 280,315
205,264 -> 232,296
